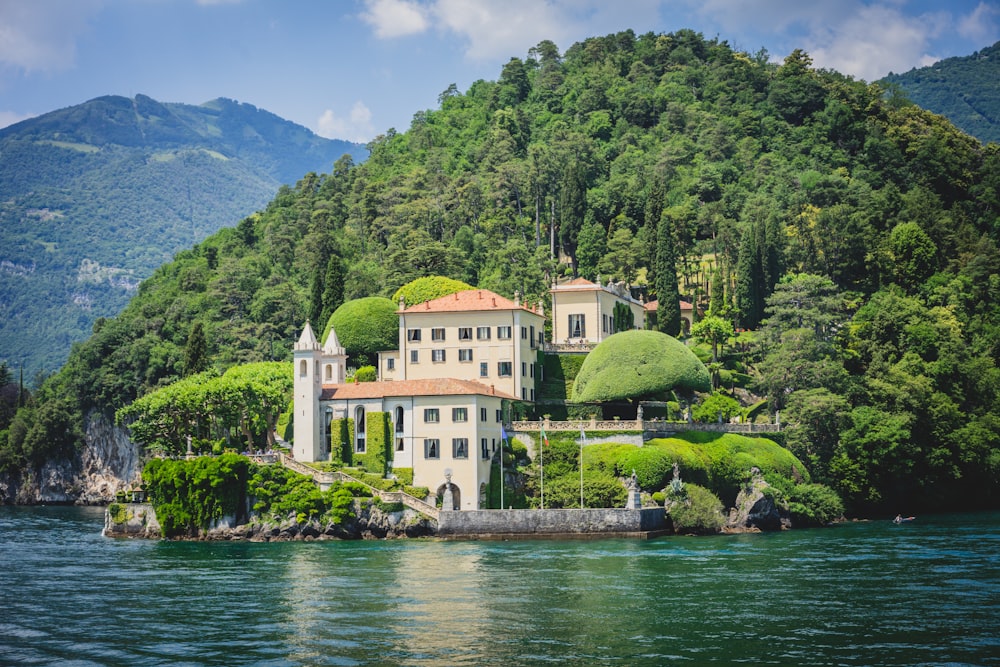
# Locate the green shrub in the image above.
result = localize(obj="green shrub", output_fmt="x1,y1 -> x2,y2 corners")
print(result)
340,480 -> 373,497
143,453 -> 250,537
572,330 -> 711,402
393,467 -> 414,486
787,483 -> 844,526
542,470 -> 627,508
353,365 -> 377,382
357,411 -> 390,475
618,447 -> 673,490
108,502 -> 128,524
404,485 -> 429,499
651,491 -> 666,506
373,498 -> 404,513
667,483 -> 725,534
693,392 -> 743,423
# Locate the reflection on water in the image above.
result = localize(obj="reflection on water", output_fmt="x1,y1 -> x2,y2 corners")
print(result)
0,507 -> 997,666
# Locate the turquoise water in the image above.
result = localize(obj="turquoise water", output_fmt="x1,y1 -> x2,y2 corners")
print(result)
0,507 -> 997,666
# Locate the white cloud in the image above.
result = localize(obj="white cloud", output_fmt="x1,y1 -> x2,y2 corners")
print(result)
0,110 -> 35,130
806,4 -> 942,80
0,0 -> 102,73
957,2 -> 1000,45
317,101 -> 376,143
432,0 -> 574,60
360,0 -> 430,39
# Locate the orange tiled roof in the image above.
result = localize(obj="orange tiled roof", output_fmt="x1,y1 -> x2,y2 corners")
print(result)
321,377 -> 517,401
644,299 -> 694,311
399,289 -> 542,315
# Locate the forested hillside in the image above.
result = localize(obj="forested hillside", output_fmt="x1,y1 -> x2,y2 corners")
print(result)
0,95 -> 365,373
2,30 -> 998,514
881,41 -> 1000,144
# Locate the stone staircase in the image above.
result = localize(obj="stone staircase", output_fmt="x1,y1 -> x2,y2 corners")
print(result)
279,454 -> 440,521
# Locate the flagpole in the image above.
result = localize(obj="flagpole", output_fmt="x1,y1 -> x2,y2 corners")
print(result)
539,418 -> 544,510
499,425 -> 505,510
580,429 -> 585,509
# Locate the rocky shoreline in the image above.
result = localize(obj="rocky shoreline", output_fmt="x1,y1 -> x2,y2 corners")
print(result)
104,500 -> 436,541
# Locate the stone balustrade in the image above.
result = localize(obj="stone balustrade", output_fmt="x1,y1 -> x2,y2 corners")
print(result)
510,417 -> 780,434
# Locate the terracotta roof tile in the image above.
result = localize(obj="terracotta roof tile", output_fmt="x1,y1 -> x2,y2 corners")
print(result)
321,378 -> 517,401
399,289 -> 541,315
644,299 -> 694,311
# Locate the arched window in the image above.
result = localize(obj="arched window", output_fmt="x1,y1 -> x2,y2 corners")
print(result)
325,364 -> 332,381
395,406 -> 404,433
355,406 -> 366,453
299,359 -> 307,377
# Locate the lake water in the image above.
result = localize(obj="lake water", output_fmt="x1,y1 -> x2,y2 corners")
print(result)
0,507 -> 997,666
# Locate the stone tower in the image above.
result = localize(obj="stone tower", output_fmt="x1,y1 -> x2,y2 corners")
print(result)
292,322 -> 349,462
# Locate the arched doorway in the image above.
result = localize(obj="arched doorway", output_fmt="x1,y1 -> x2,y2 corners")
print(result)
436,482 -> 460,510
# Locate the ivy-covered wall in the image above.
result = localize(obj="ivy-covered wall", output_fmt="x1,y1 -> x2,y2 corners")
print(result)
330,417 -> 353,466
357,411 -> 391,476
539,353 -> 587,401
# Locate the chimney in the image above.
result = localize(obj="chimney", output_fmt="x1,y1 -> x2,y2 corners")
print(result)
490,384 -> 495,395
492,297 -> 496,306
514,291 -> 521,307
398,296 -> 405,310
425,301 -> 430,309
478,290 -> 483,299
454,292 -> 458,299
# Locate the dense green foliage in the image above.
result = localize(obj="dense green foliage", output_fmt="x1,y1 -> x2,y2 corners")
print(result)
391,276 -> 474,307
248,463 -> 355,525
572,330 -> 711,401
115,362 -> 291,455
881,41 -> 1000,144
322,297 -> 399,366
0,95 -> 365,374
666,483 -> 726,534
3,29 -> 999,515
142,453 -> 250,537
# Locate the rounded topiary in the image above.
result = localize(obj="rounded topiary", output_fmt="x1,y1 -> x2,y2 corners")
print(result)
392,276 -> 474,307
323,297 -> 398,364
572,330 -> 711,402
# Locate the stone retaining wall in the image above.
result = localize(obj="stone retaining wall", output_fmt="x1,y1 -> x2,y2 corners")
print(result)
436,507 -> 667,538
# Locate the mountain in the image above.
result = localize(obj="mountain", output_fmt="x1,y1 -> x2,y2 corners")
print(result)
881,41 -> 1000,144
0,94 -> 366,374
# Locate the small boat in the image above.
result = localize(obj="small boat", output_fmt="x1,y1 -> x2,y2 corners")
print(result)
893,515 -> 915,524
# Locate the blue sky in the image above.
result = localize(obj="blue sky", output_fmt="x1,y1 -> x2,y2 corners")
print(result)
1,0 -> 998,143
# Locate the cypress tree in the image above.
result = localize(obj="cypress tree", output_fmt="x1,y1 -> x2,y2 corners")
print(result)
655,212 -> 682,335
320,255 -> 345,327
182,322 -> 208,376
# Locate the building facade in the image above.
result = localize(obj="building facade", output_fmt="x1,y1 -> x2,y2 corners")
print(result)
549,277 -> 647,345
293,321 -> 514,510
379,289 -> 546,402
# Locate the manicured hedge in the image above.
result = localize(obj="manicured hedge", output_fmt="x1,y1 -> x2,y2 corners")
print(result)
323,297 -> 398,364
572,330 -> 711,402
391,276 -> 474,307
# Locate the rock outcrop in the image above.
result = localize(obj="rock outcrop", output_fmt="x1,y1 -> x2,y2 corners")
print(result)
0,411 -> 140,505
726,471 -> 791,532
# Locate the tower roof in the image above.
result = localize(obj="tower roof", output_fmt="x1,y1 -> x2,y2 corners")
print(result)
294,322 -> 321,351
322,326 -> 346,356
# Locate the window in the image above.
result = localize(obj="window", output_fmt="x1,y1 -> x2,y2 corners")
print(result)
410,350 -> 419,363
538,330 -> 544,346
481,438 -> 490,460
530,325 -> 536,348
480,407 -> 487,422
424,408 -> 439,423
452,438 -> 468,459
477,326 -> 491,340
424,439 -> 439,459
458,327 -> 472,340
431,327 -> 445,341
407,328 -> 421,342
569,314 -> 586,338
431,349 -> 446,362
355,407 -> 366,453
396,438 -> 404,452
386,357 -> 395,371
522,388 -> 527,400
394,406 -> 404,433
480,362 -> 488,378
521,361 -> 527,377
299,360 -> 307,377
497,325 -> 512,340
530,389 -> 535,401
603,313 -> 609,333
530,364 -> 534,378
521,326 -> 527,339
459,348 -> 473,362
498,361 -> 512,377
496,409 -> 502,423
452,407 -> 467,422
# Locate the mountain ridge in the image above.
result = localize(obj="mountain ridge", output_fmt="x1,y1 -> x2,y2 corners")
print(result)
0,94 -> 367,373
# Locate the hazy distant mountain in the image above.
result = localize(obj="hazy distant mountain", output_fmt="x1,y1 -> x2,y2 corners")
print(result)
881,41 -> 1000,144
0,95 -> 366,375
